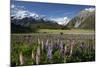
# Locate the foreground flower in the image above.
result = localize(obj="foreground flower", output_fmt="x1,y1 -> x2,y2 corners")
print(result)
47,42 -> 53,60
19,51 -> 24,65
36,46 -> 40,64
69,40 -> 75,56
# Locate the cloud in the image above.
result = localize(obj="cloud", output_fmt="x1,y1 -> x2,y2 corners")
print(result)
11,4 -> 70,24
11,4 -> 15,8
11,4 -> 25,9
84,7 -> 95,12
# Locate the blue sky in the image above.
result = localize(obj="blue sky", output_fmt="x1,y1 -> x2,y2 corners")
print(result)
11,0 -> 95,24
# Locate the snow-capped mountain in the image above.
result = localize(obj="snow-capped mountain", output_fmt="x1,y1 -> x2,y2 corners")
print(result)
66,8 -> 95,29
49,17 -> 70,25
11,9 -> 42,20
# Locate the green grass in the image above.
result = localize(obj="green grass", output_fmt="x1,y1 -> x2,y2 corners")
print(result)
11,29 -> 95,35
37,29 -> 95,34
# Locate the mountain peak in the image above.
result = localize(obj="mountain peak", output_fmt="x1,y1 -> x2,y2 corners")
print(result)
66,7 -> 95,29
11,9 -> 41,20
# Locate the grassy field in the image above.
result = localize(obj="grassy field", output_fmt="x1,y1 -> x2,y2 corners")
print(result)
37,29 -> 95,34
11,29 -> 95,66
11,34 -> 95,66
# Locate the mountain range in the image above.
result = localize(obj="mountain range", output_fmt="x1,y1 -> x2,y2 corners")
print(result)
11,8 -> 95,33
66,8 -> 95,30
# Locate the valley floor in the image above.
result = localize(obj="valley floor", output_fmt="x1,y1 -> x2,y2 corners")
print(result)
37,29 -> 95,34
11,29 -> 95,34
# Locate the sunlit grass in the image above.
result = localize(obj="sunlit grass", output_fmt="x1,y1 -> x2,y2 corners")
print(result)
37,29 -> 95,34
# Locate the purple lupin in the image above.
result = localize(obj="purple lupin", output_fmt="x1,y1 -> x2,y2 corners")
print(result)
47,41 -> 53,60
59,40 -> 63,55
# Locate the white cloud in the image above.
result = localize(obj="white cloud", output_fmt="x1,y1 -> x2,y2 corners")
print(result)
11,4 -> 15,8
11,4 -> 25,9
84,7 -> 95,12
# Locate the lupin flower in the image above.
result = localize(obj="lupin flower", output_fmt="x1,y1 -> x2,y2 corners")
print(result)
70,40 -> 75,56
47,42 -> 53,60
47,46 -> 53,60
38,38 -> 40,45
55,39 -> 60,49
59,41 -> 64,54
36,53 -> 39,65
32,50 -> 35,61
45,39 -> 49,50
19,51 -> 24,65
46,39 -> 49,46
36,46 -> 40,65
41,40 -> 44,50
64,45 -> 67,55
80,42 -> 85,49
64,46 -> 67,63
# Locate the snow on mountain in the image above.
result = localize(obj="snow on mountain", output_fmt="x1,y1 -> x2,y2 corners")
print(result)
73,7 -> 95,27
11,4 -> 71,25
84,7 -> 95,12
74,8 -> 95,28
67,7 -> 95,29
11,9 -> 40,19
50,17 -> 70,25
11,4 -> 41,20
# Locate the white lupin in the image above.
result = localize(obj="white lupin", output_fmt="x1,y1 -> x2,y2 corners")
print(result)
70,40 -> 75,56
19,52 -> 24,65
36,53 -> 39,64
36,46 -> 40,64
38,38 -> 40,45
46,39 -> 49,46
45,39 -> 49,50
64,45 -> 67,55
32,50 -> 35,61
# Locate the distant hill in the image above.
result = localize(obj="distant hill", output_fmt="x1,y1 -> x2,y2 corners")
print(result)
11,16 -> 63,33
66,9 -> 95,30
11,23 -> 36,33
